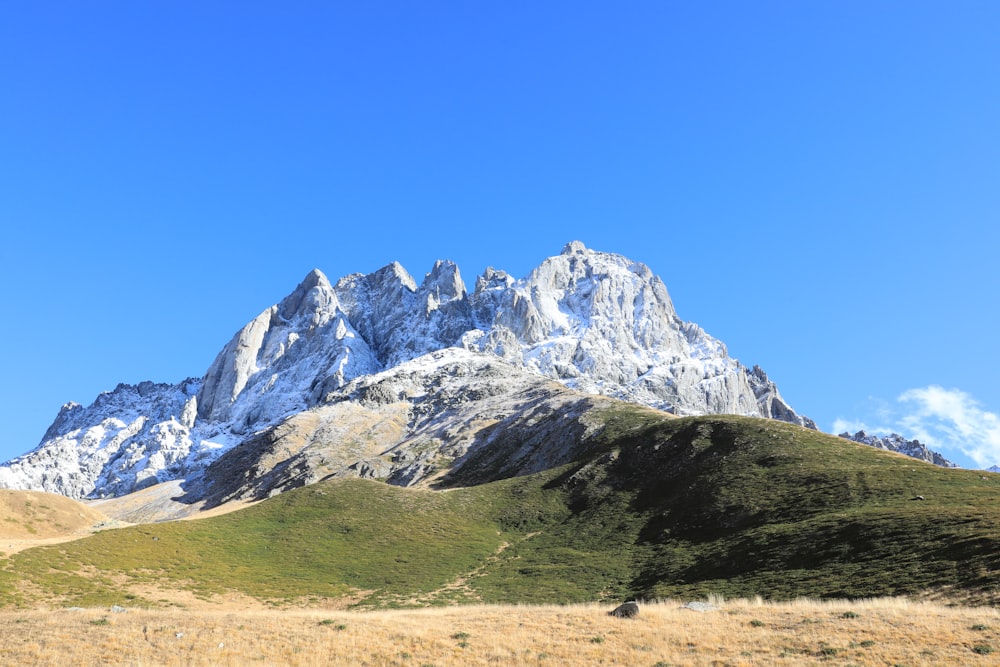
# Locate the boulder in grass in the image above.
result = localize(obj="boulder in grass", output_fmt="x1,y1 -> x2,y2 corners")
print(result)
608,600 -> 639,618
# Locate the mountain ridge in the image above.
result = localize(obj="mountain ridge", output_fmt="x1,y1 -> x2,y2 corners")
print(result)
5,242 -> 818,499
839,430 -> 955,467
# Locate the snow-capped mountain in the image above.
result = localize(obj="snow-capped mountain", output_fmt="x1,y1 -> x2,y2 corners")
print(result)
1,241 -> 815,499
839,430 -> 955,468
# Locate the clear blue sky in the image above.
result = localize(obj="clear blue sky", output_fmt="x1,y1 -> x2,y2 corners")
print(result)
1,2 -> 998,468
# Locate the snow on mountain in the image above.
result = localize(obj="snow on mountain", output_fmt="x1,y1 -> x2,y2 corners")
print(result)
333,259 -> 474,369
2,241 -> 816,499
470,242 -> 812,425
839,430 -> 955,468
0,380 -> 219,498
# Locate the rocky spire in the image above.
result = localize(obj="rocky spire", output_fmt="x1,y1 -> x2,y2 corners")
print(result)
275,268 -> 337,324
197,268 -> 375,427
421,260 -> 466,302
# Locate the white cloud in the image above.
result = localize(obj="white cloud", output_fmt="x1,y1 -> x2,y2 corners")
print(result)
897,386 -> 1000,469
831,386 -> 1000,469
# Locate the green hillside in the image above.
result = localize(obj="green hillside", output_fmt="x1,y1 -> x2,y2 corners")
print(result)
3,409 -> 1000,608
483,410 -> 1000,604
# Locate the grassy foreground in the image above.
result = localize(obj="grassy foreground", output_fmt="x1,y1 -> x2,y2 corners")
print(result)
1,598 -> 998,666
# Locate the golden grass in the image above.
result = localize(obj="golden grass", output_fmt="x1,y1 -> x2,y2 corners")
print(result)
0,490 -> 110,554
1,598 -> 998,666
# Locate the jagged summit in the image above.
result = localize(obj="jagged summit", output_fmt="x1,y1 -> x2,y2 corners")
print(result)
278,268 -> 336,320
422,260 -> 466,301
301,267 -> 331,289
3,242 -> 817,499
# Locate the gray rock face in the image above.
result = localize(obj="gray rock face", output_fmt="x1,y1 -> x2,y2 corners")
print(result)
197,269 -> 379,431
2,241 -> 815,499
748,366 -> 817,430
839,430 -> 955,467
333,260 -> 474,369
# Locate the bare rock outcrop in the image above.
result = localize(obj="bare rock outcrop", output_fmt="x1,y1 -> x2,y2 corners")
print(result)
198,348 -> 620,504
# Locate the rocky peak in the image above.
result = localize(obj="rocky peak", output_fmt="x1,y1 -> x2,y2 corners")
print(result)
421,260 -> 466,302
490,243 -> 682,366
378,261 -> 418,292
41,402 -> 84,443
470,268 -> 514,330
839,430 -> 955,467
275,269 -> 338,324
333,263 -> 423,363
474,267 -> 514,294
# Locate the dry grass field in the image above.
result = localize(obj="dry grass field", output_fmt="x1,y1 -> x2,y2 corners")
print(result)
0,597 -> 998,666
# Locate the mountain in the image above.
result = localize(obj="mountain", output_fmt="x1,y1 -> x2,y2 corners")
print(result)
839,431 -> 955,468
1,241 -> 814,499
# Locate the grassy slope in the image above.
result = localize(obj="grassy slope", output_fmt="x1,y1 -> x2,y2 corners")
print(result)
2,409 -> 1000,608
0,481 -> 506,608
